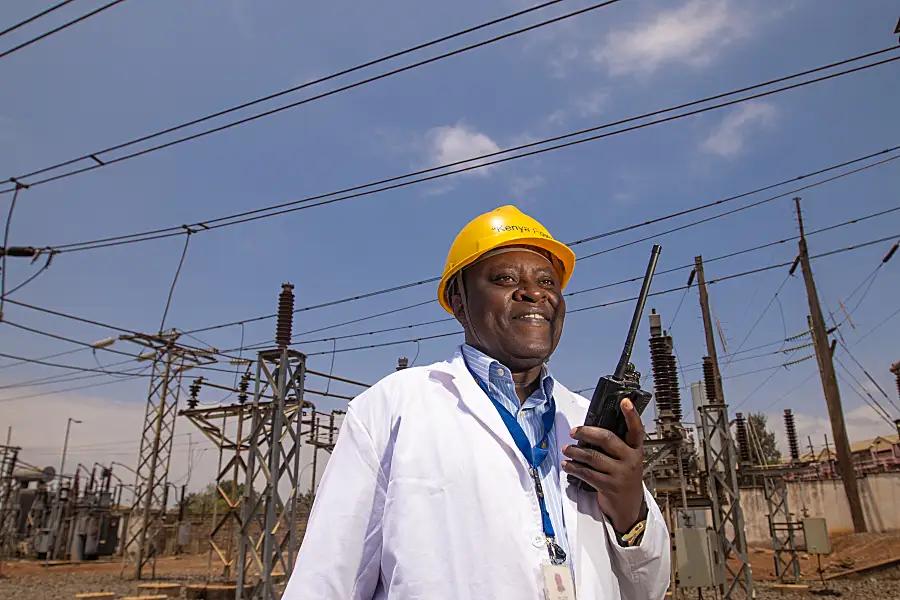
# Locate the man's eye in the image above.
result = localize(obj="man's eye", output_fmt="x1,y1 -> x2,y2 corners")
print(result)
494,275 -> 515,283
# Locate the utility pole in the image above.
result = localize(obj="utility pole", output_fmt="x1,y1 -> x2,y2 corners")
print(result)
694,257 -> 725,401
58,418 -> 81,486
694,256 -> 753,599
794,197 -> 866,533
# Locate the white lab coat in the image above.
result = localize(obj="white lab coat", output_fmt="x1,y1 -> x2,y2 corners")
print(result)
284,348 -> 670,600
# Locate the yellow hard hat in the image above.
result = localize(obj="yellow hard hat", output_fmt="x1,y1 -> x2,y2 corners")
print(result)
437,205 -> 576,314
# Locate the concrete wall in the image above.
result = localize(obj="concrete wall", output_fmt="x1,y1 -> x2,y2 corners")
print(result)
740,472 -> 900,545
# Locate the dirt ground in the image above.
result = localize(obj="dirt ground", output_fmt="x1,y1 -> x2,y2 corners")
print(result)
0,533 -> 898,599
743,531 -> 900,581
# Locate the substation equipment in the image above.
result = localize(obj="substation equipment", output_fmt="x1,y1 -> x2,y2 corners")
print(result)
180,283 -> 350,600
0,452 -> 121,563
641,306 -> 764,600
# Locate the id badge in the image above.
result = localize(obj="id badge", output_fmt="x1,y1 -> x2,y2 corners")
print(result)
541,563 -> 576,600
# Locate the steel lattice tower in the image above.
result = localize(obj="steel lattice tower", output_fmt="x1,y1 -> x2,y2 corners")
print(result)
121,331 -> 214,579
699,361 -> 753,599
236,284 -> 309,600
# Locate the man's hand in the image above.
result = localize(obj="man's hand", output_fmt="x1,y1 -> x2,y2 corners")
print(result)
561,398 -> 646,533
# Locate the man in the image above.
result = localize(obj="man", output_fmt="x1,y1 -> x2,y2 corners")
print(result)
284,205 -> 670,599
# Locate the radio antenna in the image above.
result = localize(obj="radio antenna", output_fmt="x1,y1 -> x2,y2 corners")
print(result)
613,244 -> 662,379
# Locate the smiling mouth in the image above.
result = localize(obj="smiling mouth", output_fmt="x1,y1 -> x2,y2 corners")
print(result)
514,313 -> 550,323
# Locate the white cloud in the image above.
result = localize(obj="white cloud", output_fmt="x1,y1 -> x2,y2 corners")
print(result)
592,0 -> 749,77
508,174 -> 545,201
425,123 -> 502,177
701,102 -> 776,159
575,89 -> 609,118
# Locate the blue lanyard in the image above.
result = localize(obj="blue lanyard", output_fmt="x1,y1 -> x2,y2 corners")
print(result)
464,360 -> 566,564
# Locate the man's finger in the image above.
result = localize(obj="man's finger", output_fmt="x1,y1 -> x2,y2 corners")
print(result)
562,444 -> 619,475
562,460 -> 613,490
570,426 -> 631,460
622,397 -> 645,450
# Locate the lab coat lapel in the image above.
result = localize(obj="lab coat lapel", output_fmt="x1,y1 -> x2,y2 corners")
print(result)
554,389 -> 581,570
440,350 -> 520,459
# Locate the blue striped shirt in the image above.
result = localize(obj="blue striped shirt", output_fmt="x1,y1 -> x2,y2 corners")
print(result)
461,344 -> 569,558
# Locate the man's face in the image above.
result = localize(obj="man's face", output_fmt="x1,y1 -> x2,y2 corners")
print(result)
452,249 -> 566,371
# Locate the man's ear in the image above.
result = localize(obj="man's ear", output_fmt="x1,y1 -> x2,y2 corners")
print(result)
449,291 -> 469,331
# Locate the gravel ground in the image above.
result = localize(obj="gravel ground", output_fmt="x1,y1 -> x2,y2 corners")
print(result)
753,578 -> 900,600
2,571 -> 899,600
0,571 -> 218,600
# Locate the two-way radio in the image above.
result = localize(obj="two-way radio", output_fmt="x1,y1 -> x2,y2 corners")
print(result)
568,244 -> 661,492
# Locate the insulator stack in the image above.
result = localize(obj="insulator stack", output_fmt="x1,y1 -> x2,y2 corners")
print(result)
276,283 -> 295,349
891,362 -> 900,400
187,377 -> 203,409
648,310 -> 682,433
734,412 -> 751,464
238,371 -> 250,404
784,409 -> 800,462
702,356 -> 718,403
396,357 -> 409,371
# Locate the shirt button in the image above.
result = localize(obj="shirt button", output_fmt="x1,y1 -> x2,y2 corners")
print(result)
532,534 -> 544,548
496,367 -> 505,376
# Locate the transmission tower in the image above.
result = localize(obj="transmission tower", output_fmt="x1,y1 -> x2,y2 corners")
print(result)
121,330 -> 215,579
236,284 -> 309,600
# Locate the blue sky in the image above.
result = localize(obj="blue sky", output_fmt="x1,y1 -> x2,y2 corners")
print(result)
1,0 -> 899,491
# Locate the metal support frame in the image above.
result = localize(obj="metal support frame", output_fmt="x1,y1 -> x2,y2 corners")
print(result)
0,445 -> 20,561
699,402 -> 753,599
121,331 -> 215,580
181,398 -> 314,579
762,475 -> 801,583
236,347 -> 308,600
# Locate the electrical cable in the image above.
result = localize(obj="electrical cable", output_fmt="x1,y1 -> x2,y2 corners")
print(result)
0,183 -> 25,319
0,365 -> 151,404
283,232 -> 900,357
0,346 -> 86,371
191,153 -> 900,339
235,203 -> 875,353
1,319 -> 140,359
39,49 -> 900,253
159,230 -> 191,334
835,370 -> 895,427
0,350 -> 147,377
0,249 -> 56,299
1,0 -> 615,190
851,305 -> 900,346
833,355 -> 895,422
0,0 -> 131,60
0,0 -> 78,37
836,339 -> 900,414
6,221 -> 898,376
0,356 -> 140,390
721,271 -> 792,371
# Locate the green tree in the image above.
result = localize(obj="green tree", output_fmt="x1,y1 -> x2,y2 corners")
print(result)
747,411 -> 781,465
185,481 -> 245,515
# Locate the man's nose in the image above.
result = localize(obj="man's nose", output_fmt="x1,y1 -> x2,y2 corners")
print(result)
513,280 -> 547,303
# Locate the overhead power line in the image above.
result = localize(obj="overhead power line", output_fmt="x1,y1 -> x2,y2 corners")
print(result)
195,150 -> 900,341
6,231 -> 895,404
37,47 -> 900,253
0,0 -> 617,190
5,197 -> 897,371
264,231 -> 900,357
0,0 -> 131,60
0,0 -> 78,38
0,350 -> 146,378
231,203 -> 900,353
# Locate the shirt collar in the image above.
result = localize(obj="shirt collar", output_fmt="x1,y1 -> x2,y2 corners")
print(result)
461,344 -> 555,402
